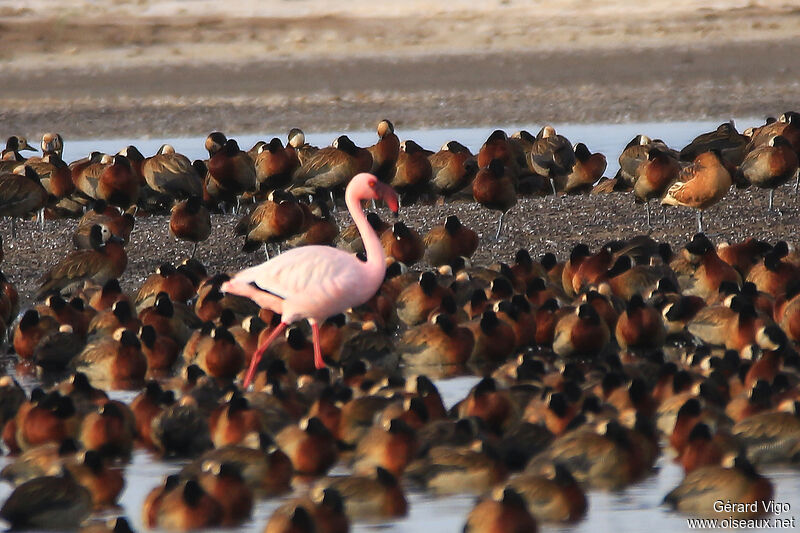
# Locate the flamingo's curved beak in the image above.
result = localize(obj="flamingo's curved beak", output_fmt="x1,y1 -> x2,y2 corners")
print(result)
383,187 -> 400,214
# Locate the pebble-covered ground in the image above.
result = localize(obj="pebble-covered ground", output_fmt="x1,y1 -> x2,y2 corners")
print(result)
5,181 -> 799,309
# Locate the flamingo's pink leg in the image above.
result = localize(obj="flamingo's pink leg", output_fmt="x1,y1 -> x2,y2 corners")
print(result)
243,321 -> 287,388
310,320 -> 326,369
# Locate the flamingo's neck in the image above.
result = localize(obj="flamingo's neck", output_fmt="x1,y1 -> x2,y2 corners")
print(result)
346,190 -> 385,288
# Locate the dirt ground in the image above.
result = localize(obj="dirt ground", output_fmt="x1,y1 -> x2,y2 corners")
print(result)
2,0 -> 800,307
1,1 -> 799,137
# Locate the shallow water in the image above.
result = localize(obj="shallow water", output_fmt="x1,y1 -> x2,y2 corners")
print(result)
11,118 -> 800,532
61,117 -> 763,179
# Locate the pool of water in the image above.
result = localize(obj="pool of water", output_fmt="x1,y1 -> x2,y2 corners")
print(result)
10,117 -> 800,533
60,117 -> 764,179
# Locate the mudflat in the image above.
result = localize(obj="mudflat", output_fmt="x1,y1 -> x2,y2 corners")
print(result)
1,0 -> 799,137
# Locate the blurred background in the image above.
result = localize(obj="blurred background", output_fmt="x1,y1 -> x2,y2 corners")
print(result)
1,0 -> 799,137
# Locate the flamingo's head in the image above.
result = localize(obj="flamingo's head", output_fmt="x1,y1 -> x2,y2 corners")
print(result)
354,172 -> 399,214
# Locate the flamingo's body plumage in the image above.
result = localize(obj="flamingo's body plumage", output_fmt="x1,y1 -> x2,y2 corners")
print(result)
222,173 -> 399,387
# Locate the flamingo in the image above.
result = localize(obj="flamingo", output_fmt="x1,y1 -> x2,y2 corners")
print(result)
221,172 -> 399,387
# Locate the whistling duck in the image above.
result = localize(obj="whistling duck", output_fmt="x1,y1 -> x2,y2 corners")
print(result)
664,456 -> 773,518
615,294 -> 666,351
170,196 -> 211,258
552,304 -> 610,359
286,127 -> 318,168
733,400 -> 800,464
73,200 -> 134,248
142,144 -> 202,199
353,418 -> 417,476
746,111 -> 800,155
399,313 -> 474,367
473,159 -> 517,240
206,138 -> 256,207
506,464 -> 588,522
37,224 -> 127,299
148,477 -> 223,531
380,221 -> 424,265
529,126 -> 575,194
526,420 -> 644,490
0,468 -> 91,530
195,461 -> 253,526
633,147 -> 681,226
314,467 -> 407,520
556,142 -> 606,194
78,400 -> 135,460
389,139 -> 433,202
368,119 -> 400,182
0,165 -> 48,239
429,140 -> 478,198
737,135 -> 799,212
292,135 -> 371,202
716,237 -> 773,278
747,240 -> 799,296
423,215 -> 479,266
679,233 -> 742,300
275,417 -> 338,476
463,487 -> 538,533
254,138 -> 297,192
661,150 -> 732,232
679,121 -> 748,166
235,190 -> 305,255
65,449 -> 125,509
395,271 -> 453,326
71,328 -> 147,388
405,440 -> 508,495
466,310 -> 517,364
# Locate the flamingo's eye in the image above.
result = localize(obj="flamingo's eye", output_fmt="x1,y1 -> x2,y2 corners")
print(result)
368,180 -> 376,188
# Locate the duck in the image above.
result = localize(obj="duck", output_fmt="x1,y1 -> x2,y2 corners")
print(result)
556,142 -> 606,194
37,224 -> 127,300
429,141 -> 478,198
736,135 -> 799,212
291,135 -> 371,202
235,190 -> 305,255
661,150 -> 732,232
423,215 -> 479,266
463,487 -> 538,533
0,468 -> 91,530
352,418 -> 417,476
254,137 -> 297,192
529,125 -> 575,194
679,121 -> 748,166
368,119 -> 400,182
406,440 -> 508,495
398,313 -> 474,367
206,138 -> 257,207
633,147 -> 681,226
195,460 -> 253,526
313,467 -> 407,520
552,304 -> 611,359
275,417 -> 338,476
663,456 -> 773,518
380,221 -> 424,265
70,328 -> 147,389
170,196 -> 211,258
142,144 -> 202,199
473,159 -> 516,240
506,463 -> 587,522
388,140 -> 432,203
0,164 -> 48,239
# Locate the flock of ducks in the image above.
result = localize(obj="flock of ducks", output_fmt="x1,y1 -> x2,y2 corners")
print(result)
0,114 -> 798,532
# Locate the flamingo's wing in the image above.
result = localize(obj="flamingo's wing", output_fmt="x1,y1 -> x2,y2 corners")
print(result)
229,245 -> 362,302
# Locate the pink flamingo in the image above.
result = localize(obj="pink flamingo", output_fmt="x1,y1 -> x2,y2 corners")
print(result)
221,172 -> 399,387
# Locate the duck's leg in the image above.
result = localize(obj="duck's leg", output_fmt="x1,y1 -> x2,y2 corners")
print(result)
243,321 -> 287,388
768,189 -> 775,212
696,210 -> 704,233
495,211 -> 507,241
191,242 -> 198,259
645,201 -> 651,227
